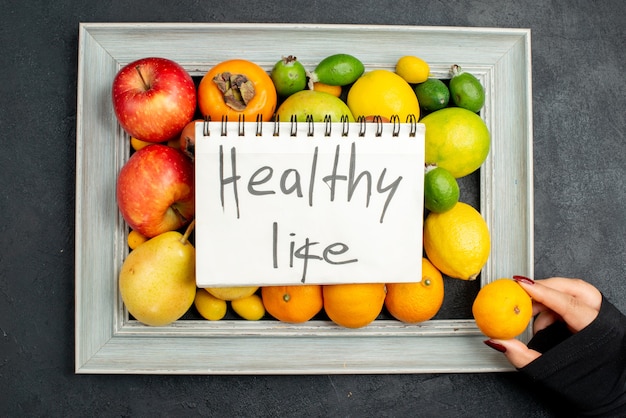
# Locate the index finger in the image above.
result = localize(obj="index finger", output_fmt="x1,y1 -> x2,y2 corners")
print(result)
535,277 -> 602,310
514,277 -> 601,332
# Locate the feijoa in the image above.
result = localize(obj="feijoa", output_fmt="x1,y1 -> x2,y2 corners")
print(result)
308,53 -> 364,87
270,55 -> 307,97
414,78 -> 450,112
449,64 -> 485,113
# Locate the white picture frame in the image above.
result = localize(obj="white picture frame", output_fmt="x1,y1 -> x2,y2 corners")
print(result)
75,23 -> 533,374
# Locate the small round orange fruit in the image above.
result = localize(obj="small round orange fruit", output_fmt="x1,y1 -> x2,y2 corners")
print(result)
261,284 -> 323,323
130,136 -> 153,151
197,59 -> 277,122
312,82 -> 342,97
127,229 -> 148,250
385,258 -> 444,323
323,283 -> 386,328
472,278 -> 532,339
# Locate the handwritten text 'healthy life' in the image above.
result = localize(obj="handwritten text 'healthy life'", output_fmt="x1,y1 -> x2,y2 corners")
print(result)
217,142 -> 404,282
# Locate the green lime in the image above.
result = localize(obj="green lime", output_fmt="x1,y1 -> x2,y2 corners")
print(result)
449,64 -> 485,113
424,166 -> 460,213
414,78 -> 450,112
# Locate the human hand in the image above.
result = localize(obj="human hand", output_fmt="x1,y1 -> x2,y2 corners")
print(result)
484,276 -> 602,368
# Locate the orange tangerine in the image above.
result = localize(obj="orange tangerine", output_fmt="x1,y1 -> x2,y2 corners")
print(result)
472,278 -> 532,339
385,258 -> 444,323
323,283 -> 386,328
312,82 -> 342,97
261,285 -> 323,323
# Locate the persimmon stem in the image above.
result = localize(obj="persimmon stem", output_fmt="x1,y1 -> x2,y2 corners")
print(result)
135,65 -> 150,90
181,219 -> 196,244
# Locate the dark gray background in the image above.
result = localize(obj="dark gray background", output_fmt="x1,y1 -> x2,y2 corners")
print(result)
1,1 -> 624,416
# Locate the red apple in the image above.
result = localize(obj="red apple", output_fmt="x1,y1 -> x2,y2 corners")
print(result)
112,57 -> 197,143
116,144 -> 194,238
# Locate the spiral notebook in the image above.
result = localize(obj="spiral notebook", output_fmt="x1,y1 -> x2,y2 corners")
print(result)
194,116 -> 425,287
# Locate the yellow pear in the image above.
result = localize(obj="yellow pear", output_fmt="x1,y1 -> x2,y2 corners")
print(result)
119,221 -> 196,326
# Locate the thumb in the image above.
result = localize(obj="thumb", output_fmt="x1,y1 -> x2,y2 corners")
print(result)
484,339 -> 541,368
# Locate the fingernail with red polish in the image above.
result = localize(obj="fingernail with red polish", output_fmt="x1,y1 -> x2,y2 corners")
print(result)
484,339 -> 507,353
513,275 -> 535,285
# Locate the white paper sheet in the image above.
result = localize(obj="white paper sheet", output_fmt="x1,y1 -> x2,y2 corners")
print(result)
194,119 -> 425,286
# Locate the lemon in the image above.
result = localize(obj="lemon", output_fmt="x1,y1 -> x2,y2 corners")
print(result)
414,78 -> 450,112
424,166 -> 459,213
205,286 -> 258,301
194,289 -> 227,320
421,107 -> 490,178
395,55 -> 430,84
231,294 -> 265,320
347,69 -> 420,121
423,202 -> 490,280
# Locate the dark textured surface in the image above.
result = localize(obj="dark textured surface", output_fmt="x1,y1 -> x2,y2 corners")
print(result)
1,1 -> 625,416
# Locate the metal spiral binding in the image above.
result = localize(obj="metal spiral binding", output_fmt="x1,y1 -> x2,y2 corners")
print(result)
357,116 -> 367,137
237,114 -> 245,136
255,114 -> 263,136
406,114 -> 418,137
374,115 -> 384,137
203,113 -> 418,137
306,114 -> 315,137
289,115 -> 298,137
220,115 -> 228,136
341,114 -> 350,137
273,114 -> 280,136
324,114 -> 332,137
390,115 -> 400,137
203,115 -> 211,136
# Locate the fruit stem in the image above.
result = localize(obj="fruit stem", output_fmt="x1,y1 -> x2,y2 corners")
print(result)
450,64 -> 463,78
306,70 -> 317,90
424,163 -> 438,174
282,55 -> 297,65
180,219 -> 196,244
135,65 -> 150,90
